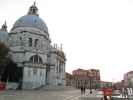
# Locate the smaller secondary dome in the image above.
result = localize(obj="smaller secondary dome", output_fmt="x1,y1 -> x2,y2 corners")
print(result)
0,22 -> 8,43
11,2 -> 49,33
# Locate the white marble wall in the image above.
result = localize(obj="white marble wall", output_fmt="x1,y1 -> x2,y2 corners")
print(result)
9,27 -> 49,89
8,25 -> 66,89
48,47 -> 66,86
22,67 -> 46,89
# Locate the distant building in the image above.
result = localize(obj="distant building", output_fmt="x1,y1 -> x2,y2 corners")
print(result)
66,72 -> 73,86
100,81 -> 113,88
113,71 -> 133,89
90,69 -> 100,80
72,68 -> 100,89
113,81 -> 123,89
123,71 -> 133,87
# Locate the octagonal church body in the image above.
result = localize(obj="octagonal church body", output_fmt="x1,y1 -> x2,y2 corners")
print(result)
0,3 -> 66,89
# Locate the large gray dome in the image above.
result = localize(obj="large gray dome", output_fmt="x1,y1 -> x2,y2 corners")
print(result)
12,15 -> 48,33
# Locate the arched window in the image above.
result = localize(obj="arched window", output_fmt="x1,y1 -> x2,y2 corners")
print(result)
34,39 -> 39,47
29,55 -> 43,63
29,38 -> 32,47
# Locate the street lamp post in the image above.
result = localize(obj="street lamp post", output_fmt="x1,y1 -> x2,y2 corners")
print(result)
90,77 -> 92,94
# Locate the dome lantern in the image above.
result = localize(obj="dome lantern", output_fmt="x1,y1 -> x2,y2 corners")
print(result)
28,2 -> 38,16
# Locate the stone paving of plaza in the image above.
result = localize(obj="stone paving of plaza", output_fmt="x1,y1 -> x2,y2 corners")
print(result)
0,88 -> 102,100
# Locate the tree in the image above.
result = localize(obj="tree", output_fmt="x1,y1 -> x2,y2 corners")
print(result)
0,42 -> 9,65
0,42 -> 23,89
0,42 -> 9,80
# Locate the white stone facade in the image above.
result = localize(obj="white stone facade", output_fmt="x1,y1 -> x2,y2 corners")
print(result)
0,3 -> 66,89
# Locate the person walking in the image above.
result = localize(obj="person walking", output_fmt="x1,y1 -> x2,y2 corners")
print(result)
81,86 -> 83,94
83,86 -> 86,94
84,87 -> 85,94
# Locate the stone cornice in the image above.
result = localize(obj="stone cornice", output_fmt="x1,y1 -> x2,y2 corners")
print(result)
10,27 -> 51,42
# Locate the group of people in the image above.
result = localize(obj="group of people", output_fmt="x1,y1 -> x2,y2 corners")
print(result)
120,88 -> 131,99
80,86 -> 86,94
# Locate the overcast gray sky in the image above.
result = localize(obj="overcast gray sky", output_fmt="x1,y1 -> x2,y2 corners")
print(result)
0,0 -> 133,82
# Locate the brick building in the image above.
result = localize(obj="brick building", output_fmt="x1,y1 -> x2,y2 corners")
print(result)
72,68 -> 100,89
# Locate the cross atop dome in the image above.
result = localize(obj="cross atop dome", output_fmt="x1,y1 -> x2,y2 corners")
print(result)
28,2 -> 38,16
1,21 -> 7,31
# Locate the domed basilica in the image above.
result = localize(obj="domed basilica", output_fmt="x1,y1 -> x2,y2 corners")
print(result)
0,2 -> 66,89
